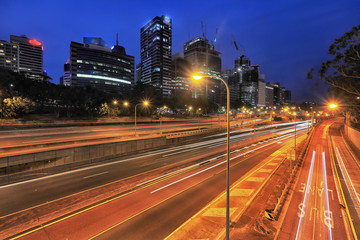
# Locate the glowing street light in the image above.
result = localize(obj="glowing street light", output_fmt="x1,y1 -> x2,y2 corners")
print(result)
192,73 -> 231,240
123,101 -> 129,107
329,103 -> 338,109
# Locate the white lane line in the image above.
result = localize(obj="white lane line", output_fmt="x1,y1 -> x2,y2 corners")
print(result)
322,152 -> 333,237
150,160 -> 225,194
0,127 -> 300,189
150,134 -> 295,194
296,151 -> 316,240
335,147 -> 360,205
83,171 -> 108,179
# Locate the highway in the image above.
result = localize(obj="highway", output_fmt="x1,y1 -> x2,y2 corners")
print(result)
0,122 -> 308,239
278,119 -> 359,239
0,120 -> 214,150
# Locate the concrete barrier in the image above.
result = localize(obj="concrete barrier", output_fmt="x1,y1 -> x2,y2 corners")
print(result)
344,124 -> 360,151
0,136 -> 167,177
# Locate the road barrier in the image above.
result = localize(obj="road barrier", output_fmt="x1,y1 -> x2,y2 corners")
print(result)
0,128 -> 223,186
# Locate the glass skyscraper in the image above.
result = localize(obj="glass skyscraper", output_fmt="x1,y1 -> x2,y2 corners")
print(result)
140,15 -> 172,97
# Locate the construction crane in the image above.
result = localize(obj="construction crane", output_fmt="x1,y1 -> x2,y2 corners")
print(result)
211,27 -> 218,49
201,21 -> 205,39
231,35 -> 245,66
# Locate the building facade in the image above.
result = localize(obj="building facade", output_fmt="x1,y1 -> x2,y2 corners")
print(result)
69,37 -> 134,95
140,15 -> 172,97
1,35 -> 43,80
0,40 -> 19,72
172,52 -> 192,95
62,59 -> 71,86
10,35 -> 43,80
184,37 -> 222,104
265,83 -> 274,107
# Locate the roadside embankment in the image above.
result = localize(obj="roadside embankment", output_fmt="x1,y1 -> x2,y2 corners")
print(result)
344,124 -> 360,151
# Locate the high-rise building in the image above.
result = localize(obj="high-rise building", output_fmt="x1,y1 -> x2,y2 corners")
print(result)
0,40 -> 19,72
140,15 -> 172,97
1,35 -> 43,80
172,52 -> 192,95
284,89 -> 291,105
265,83 -> 274,107
61,59 -> 71,86
184,37 -> 222,104
10,35 -> 43,80
257,76 -> 266,107
241,63 -> 260,106
222,68 -> 240,106
69,37 -> 134,95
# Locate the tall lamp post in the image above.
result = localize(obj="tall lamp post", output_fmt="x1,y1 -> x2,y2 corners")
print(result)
193,74 -> 231,240
293,112 -> 297,166
135,100 -> 149,136
160,105 -> 167,136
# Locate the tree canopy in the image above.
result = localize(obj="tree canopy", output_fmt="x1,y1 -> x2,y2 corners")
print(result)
308,25 -> 360,96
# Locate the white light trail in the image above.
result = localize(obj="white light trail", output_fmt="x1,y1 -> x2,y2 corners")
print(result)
296,151 -> 316,240
322,152 -> 333,239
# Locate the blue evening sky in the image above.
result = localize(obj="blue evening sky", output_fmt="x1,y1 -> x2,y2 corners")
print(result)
1,0 -> 359,102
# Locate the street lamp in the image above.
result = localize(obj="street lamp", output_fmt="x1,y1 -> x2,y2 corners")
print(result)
329,103 -> 338,109
293,112 -> 297,168
134,100 -> 149,136
160,105 -> 167,136
192,73 -> 231,240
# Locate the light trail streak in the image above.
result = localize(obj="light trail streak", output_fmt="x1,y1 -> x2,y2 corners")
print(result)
150,134 -> 295,194
296,151 -> 316,240
335,147 -> 360,205
322,151 -> 333,239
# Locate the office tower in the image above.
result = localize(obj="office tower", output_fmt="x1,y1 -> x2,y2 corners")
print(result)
257,74 -> 266,107
1,35 -> 44,80
265,83 -> 274,107
284,90 -> 292,105
0,40 -> 19,72
184,37 -> 222,104
222,68 -> 240,106
61,59 -> 71,86
140,15 -> 172,97
10,35 -> 43,80
240,62 -> 260,107
69,37 -> 134,95
172,52 -> 192,95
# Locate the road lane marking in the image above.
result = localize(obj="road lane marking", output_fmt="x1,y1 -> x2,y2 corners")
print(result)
150,161 -> 225,194
259,169 -> 272,173
267,162 -> 278,166
246,177 -> 265,182
7,131 -> 301,239
150,134 -> 296,194
202,208 -> 237,217
329,134 -> 358,240
231,189 -> 254,197
335,147 -> 360,206
83,172 -> 108,179
322,152 -> 334,236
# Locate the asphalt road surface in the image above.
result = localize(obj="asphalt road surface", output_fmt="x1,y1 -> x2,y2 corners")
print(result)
13,128 -> 306,240
279,119 -> 356,240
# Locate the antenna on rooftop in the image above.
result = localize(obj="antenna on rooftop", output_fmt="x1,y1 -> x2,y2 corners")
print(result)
116,32 -> 118,46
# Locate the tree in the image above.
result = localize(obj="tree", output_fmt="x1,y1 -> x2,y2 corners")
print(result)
0,97 -> 34,118
308,25 -> 360,96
